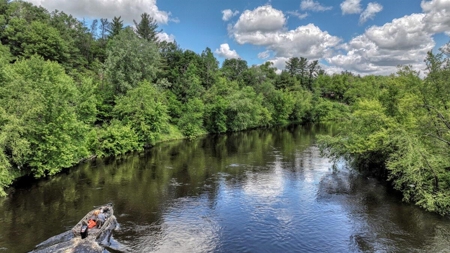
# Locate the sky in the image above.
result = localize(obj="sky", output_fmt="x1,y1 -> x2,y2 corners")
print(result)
24,0 -> 450,76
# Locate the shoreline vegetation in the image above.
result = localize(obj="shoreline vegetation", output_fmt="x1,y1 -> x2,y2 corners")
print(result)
0,1 -> 449,215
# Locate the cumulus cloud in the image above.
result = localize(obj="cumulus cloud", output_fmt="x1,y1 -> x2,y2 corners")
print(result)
269,57 -> 290,72
157,32 -> 175,43
326,13 -> 435,75
364,14 -> 430,50
233,5 -> 286,33
232,1 -> 448,75
322,65 -> 346,75
214,43 -> 240,59
300,0 -> 332,12
24,0 -> 171,24
359,2 -> 383,24
421,0 -> 450,35
233,24 -> 341,59
230,6 -> 341,60
268,25 -> 341,59
222,9 -> 239,21
287,10 -> 309,20
340,0 -> 362,15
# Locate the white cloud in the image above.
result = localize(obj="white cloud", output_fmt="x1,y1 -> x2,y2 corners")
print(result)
214,43 -> 240,59
24,0 -> 171,24
157,32 -> 175,43
222,9 -> 239,21
257,50 -> 271,59
300,0 -> 332,12
421,0 -> 450,35
328,0 -> 450,75
359,2 -> 383,24
364,14 -> 430,50
230,6 -> 341,60
326,13 -> 435,75
269,57 -> 289,72
287,10 -> 309,19
232,24 -> 341,60
340,0 -> 362,15
269,24 -> 341,59
322,65 -> 346,75
243,160 -> 285,201
233,5 -> 286,33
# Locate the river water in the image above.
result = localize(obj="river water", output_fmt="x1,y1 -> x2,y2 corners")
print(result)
1,125 -> 450,253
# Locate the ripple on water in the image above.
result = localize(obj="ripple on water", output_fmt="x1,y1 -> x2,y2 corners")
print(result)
4,126 -> 450,253
119,196 -> 221,253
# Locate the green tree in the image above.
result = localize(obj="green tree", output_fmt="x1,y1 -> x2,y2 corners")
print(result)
0,43 -> 11,65
0,56 -> 88,180
108,16 -> 123,38
319,52 -> 450,214
2,13 -> 71,64
20,21 -> 69,62
285,57 -> 300,76
200,47 -> 219,89
226,87 -> 271,131
103,28 -> 160,96
307,60 -> 320,91
157,41 -> 183,88
133,12 -> 160,43
290,89 -> 313,122
203,76 -> 237,133
221,58 -> 248,84
285,57 -> 309,87
164,49 -> 204,101
90,120 -> 140,157
266,89 -> 295,125
75,77 -> 98,125
113,81 -> 169,146
99,18 -> 110,39
275,70 -> 297,90
49,10 -> 90,69
178,98 -> 206,138
204,96 -> 228,133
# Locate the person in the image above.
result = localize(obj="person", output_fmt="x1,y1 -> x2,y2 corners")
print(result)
96,209 -> 106,228
80,223 -> 89,239
87,210 -> 101,229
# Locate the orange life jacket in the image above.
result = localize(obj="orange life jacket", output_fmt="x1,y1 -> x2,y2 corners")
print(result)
88,219 -> 97,229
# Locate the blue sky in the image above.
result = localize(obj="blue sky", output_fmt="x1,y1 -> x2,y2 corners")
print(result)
25,0 -> 450,75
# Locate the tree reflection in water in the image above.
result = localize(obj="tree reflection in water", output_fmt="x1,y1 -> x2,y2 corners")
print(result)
1,124 -> 449,252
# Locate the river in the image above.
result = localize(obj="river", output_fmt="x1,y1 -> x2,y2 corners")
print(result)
0,124 -> 449,252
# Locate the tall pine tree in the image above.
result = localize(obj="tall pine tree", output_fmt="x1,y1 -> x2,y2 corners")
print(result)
108,16 -> 123,38
133,13 -> 160,43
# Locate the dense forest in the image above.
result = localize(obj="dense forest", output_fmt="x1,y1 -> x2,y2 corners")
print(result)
0,1 -> 449,215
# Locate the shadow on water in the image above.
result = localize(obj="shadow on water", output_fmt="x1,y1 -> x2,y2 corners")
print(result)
317,163 -> 450,253
0,124 -> 449,252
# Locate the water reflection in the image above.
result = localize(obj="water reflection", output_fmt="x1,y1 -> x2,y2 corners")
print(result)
317,163 -> 450,253
243,158 -> 285,201
0,124 -> 450,252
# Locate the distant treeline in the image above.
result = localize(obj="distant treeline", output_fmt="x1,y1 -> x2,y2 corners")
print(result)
0,1 -> 449,216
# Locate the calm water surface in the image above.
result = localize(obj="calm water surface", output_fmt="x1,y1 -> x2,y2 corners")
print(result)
1,125 -> 450,252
